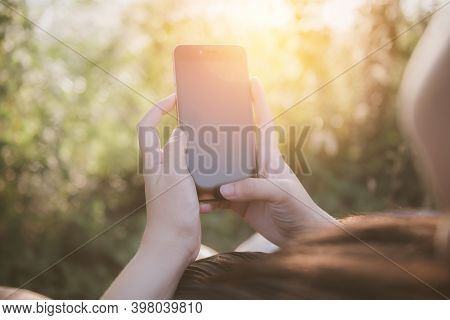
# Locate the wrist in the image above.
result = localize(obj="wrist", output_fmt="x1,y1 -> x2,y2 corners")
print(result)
139,227 -> 199,265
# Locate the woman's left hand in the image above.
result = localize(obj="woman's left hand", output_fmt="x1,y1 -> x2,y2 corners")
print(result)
138,94 -> 201,263
102,94 -> 201,299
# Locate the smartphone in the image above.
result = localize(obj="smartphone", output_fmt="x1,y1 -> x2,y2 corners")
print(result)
174,45 -> 257,201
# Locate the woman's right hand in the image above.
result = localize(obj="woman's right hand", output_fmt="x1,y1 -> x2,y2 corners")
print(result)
202,78 -> 337,247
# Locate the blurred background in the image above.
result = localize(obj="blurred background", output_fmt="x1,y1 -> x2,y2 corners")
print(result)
0,0 -> 445,298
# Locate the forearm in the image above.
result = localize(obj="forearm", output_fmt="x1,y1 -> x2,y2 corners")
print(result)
101,231 -> 192,300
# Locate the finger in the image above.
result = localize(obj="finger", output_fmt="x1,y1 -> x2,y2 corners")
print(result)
138,95 -> 176,177
250,77 -> 273,127
229,202 -> 249,217
250,77 -> 282,175
137,94 -> 176,151
162,127 -> 189,176
219,178 -> 290,202
199,200 -> 231,213
199,202 -> 213,213
138,93 -> 176,130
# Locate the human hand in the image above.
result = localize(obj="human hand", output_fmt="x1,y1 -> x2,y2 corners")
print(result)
201,78 -> 336,247
102,95 -> 201,299
138,94 -> 201,263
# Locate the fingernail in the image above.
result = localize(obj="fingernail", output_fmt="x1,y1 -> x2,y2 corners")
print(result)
220,184 -> 235,197
199,203 -> 211,212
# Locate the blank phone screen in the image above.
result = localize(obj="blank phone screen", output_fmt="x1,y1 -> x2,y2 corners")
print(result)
174,45 -> 257,200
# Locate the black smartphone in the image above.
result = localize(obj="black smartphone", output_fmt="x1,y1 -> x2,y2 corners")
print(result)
174,45 -> 257,201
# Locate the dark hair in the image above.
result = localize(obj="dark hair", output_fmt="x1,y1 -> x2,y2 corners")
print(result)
174,214 -> 450,299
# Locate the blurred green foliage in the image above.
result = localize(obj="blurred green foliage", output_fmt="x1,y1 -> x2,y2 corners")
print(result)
0,0 -> 434,298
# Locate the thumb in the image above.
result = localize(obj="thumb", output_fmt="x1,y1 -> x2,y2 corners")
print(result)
219,178 -> 290,202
